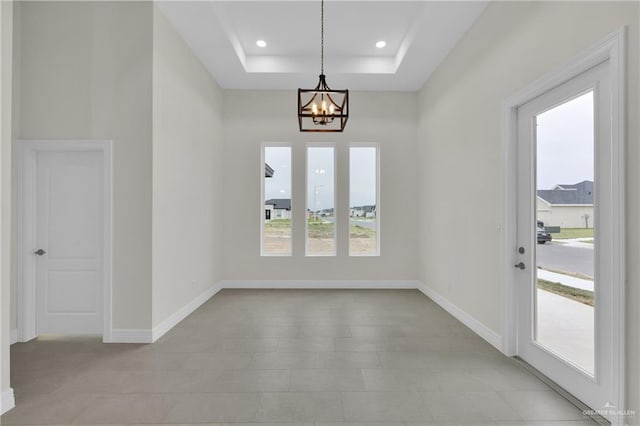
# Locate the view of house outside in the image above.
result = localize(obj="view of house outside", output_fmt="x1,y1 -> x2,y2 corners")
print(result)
263,146 -> 379,256
349,147 -> 378,256
306,147 -> 336,255
263,146 -> 292,255
535,90 -> 595,374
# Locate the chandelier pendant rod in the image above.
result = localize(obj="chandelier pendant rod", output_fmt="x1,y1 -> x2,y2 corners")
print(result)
320,0 -> 324,76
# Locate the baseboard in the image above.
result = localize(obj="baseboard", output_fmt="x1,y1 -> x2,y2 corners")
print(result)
417,282 -> 503,351
151,282 -> 223,342
9,329 -> 17,345
220,280 -> 420,289
1,387 -> 15,415
105,329 -> 153,344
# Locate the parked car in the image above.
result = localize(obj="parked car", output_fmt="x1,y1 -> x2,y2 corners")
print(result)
537,223 -> 552,244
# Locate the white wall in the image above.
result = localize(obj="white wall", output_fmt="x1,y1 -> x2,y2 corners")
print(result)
152,7 -> 224,327
14,2 -> 154,331
0,0 -> 14,414
222,90 -> 418,282
417,0 -> 639,419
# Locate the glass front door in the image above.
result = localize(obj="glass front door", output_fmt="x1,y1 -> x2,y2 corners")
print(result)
515,60 -> 615,414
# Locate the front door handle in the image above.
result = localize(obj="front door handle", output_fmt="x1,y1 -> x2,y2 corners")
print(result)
514,262 -> 525,270
34,249 -> 46,256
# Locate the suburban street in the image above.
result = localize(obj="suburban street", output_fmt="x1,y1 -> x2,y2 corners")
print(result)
350,219 -> 376,230
323,217 -> 377,230
537,241 -> 594,278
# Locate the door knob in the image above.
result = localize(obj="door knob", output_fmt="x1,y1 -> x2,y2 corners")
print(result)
514,262 -> 525,270
34,249 -> 46,256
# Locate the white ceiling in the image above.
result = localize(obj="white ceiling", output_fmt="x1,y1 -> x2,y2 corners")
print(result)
157,1 -> 488,91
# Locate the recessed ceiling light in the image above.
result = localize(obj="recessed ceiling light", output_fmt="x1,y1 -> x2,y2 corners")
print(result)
256,40 -> 267,48
375,41 -> 386,49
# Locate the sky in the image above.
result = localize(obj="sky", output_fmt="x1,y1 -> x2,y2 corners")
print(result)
349,147 -> 376,207
264,146 -> 376,211
536,91 -> 594,190
306,147 -> 335,211
264,147 -> 292,201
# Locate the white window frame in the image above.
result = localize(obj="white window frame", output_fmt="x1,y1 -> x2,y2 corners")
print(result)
260,142 -> 292,257
305,143 -> 337,257
349,143 -> 380,257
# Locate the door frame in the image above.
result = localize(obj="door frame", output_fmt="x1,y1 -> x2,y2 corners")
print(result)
16,140 -> 113,342
500,28 -> 625,420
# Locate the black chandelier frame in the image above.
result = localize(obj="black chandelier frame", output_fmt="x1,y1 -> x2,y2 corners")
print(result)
297,0 -> 349,132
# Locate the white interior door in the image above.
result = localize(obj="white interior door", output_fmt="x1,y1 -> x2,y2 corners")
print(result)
34,150 -> 104,335
514,60 -> 617,414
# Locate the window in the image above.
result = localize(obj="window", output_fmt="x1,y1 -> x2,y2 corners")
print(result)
306,146 -> 336,256
349,146 -> 379,256
262,145 -> 292,256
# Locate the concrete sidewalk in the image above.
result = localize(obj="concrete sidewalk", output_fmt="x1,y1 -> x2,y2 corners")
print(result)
554,237 -> 594,249
537,268 -> 594,291
537,288 -> 594,374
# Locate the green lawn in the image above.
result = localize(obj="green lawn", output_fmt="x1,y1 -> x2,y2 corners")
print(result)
552,228 -> 594,239
307,218 -> 335,239
538,279 -> 594,307
265,218 -> 375,240
350,224 -> 375,239
265,218 -> 291,229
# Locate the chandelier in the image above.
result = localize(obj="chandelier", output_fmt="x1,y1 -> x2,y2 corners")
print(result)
297,0 -> 349,132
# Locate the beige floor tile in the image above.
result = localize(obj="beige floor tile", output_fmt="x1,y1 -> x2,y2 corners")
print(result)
58,369 -> 155,394
0,392 -> 94,425
249,351 -> 316,369
433,370 -> 495,391
350,324 -> 443,338
421,391 -> 522,424
94,349 -> 189,371
276,337 -> 335,352
2,290 -> 588,425
290,369 -> 365,391
361,368 -> 440,391
499,390 -> 587,421
255,391 -> 344,422
72,393 -> 175,424
377,351 -> 438,369
203,369 -> 291,392
150,336 -> 217,353
222,423 -> 312,426
181,351 -> 254,370
496,421 -> 599,425
334,337 -> 389,352
214,337 -> 279,352
10,370 -> 76,395
317,423 -> 406,426
150,369 -> 221,393
342,391 -> 433,422
296,323 -> 352,338
165,392 -> 261,423
466,366 -> 551,391
315,351 -> 381,369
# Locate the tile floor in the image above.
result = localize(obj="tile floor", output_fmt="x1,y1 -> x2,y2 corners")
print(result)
1,289 -> 597,425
